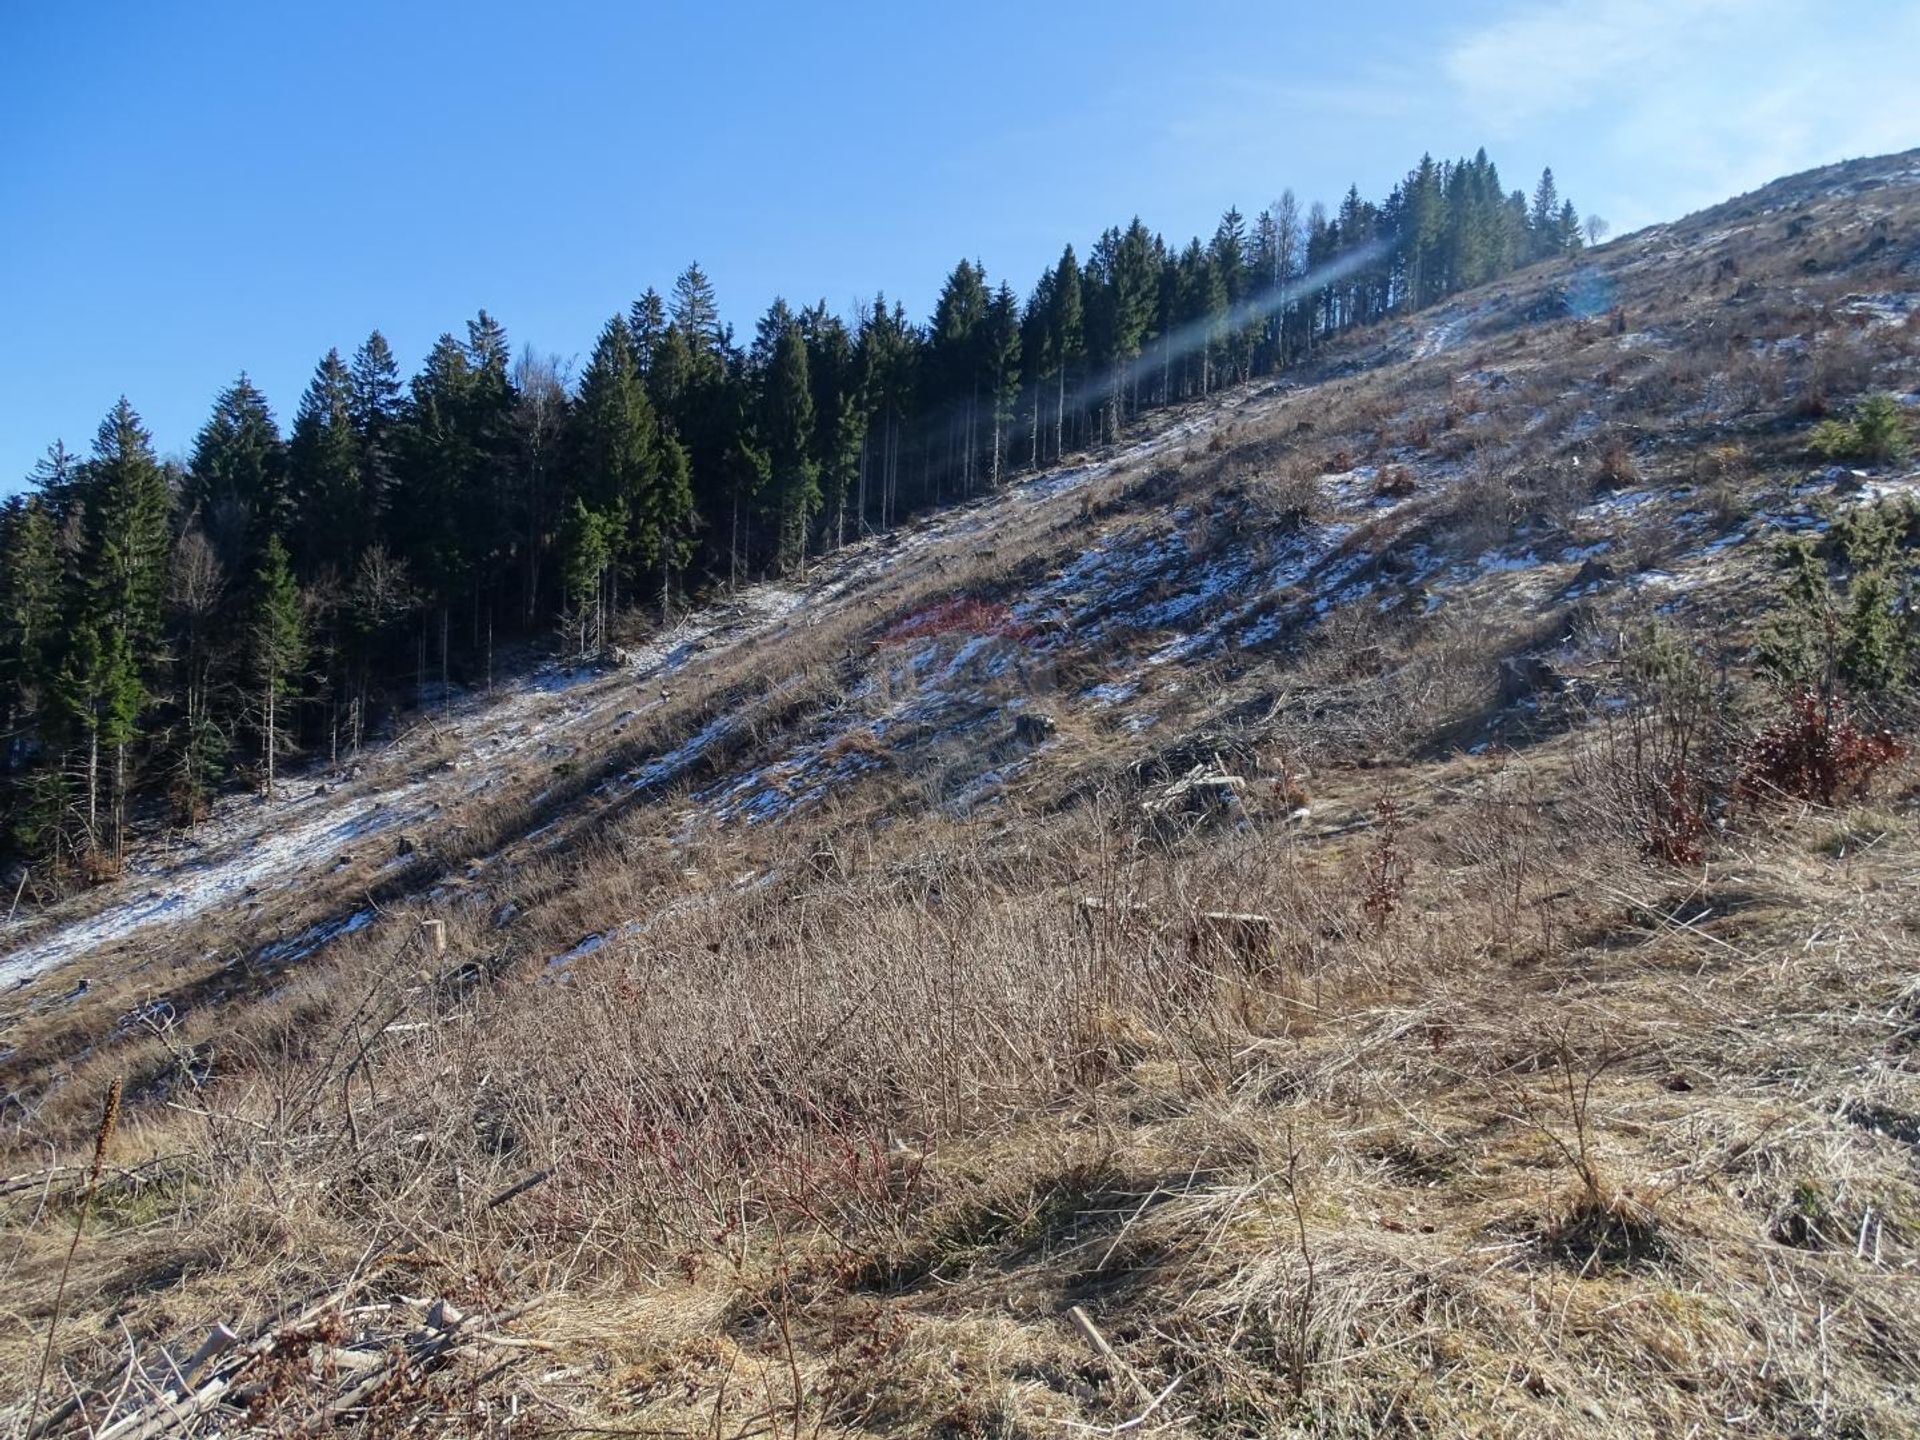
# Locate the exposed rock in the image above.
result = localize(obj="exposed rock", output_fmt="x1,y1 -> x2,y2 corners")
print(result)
1571,557 -> 1616,589
1499,655 -> 1565,705
1013,712 -> 1057,744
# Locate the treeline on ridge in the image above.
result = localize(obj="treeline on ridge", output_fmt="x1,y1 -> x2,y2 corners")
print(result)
0,151 -> 1588,880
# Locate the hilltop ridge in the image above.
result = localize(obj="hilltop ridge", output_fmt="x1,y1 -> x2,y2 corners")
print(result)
5,148 -> 1920,1437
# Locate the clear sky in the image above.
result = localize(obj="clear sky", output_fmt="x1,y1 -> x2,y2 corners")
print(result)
3,0 -> 1916,491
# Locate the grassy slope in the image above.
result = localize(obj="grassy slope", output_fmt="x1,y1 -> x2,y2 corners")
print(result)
5,149 -> 1920,1436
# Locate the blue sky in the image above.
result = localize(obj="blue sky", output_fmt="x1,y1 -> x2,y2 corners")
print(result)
3,0 -> 1916,490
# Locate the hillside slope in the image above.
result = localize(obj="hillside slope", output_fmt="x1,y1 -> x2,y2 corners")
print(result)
5,149 -> 1920,1437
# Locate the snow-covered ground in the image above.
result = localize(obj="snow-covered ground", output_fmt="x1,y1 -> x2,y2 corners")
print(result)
14,257 -> 1909,997
0,405 -> 1226,993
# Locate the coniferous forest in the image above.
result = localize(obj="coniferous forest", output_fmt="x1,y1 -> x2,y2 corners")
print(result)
0,150 -> 1585,881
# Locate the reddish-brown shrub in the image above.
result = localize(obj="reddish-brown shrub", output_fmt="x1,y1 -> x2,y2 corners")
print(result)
1645,762 -> 1708,866
881,596 -> 1034,645
1739,692 -> 1905,807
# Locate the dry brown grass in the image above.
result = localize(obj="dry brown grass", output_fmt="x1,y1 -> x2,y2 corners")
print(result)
7,148 -> 1920,1437
9,729 -> 1920,1435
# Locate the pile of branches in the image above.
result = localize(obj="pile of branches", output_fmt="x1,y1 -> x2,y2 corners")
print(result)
17,1287 -> 544,1438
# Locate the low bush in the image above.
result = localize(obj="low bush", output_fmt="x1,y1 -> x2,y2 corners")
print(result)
1739,691 -> 1905,807
1809,392 -> 1912,465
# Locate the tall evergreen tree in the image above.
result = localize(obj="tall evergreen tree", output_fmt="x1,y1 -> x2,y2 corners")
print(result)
983,282 -> 1022,489
0,496 -> 60,763
759,308 -> 818,574
187,375 -> 287,567
1529,167 -> 1562,259
288,349 -> 365,573
349,330 -> 404,517
571,315 -> 663,621
68,399 -> 171,860
1047,246 -> 1084,461
249,533 -> 306,794
628,288 -> 669,374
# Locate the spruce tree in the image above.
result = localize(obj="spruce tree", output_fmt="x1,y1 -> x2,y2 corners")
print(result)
0,497 -> 61,827
646,433 -> 697,622
350,330 -> 404,516
984,283 -> 1021,489
288,349 -> 365,572
71,399 -> 172,860
1530,168 -> 1562,259
760,311 -> 818,574
572,315 -> 666,618
802,307 -> 865,548
250,533 -> 306,795
1047,246 -> 1084,461
187,375 -> 287,566
1211,207 -> 1252,381
671,263 -> 724,364
557,499 -> 614,658
628,288 -> 668,374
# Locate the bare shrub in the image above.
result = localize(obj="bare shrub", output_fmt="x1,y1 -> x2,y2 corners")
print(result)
1738,691 -> 1905,807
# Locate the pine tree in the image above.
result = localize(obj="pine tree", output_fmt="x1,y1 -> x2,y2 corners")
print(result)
856,297 -> 911,530
459,310 -> 519,634
671,263 -> 724,366
645,433 -> 697,622
0,496 -> 61,787
802,306 -> 865,547
928,260 -> 991,497
1529,168 -> 1562,260
187,375 -> 287,567
760,309 -> 818,574
557,499 -> 614,659
249,533 -> 306,795
1556,199 -> 1585,255
984,282 -> 1021,488
349,330 -> 404,514
628,288 -> 668,374
572,315 -> 664,617
288,349 -> 365,573
72,399 -> 172,861
1211,207 -> 1252,381
1047,246 -> 1083,461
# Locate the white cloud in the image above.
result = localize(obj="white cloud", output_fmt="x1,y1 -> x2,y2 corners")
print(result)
1444,0 -> 1920,230
1444,0 -> 1749,130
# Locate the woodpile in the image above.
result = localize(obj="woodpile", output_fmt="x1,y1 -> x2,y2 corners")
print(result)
1138,760 -> 1247,827
19,1289 -> 544,1438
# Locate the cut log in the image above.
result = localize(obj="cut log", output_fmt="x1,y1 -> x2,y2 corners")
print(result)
1075,895 -> 1157,938
180,1323 -> 238,1387
1187,911 -> 1279,971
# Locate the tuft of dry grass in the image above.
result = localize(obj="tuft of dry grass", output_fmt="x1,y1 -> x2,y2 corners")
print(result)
8,147 -> 1920,1437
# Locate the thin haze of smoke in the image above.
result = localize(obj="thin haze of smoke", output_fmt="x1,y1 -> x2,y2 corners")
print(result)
1066,235 -> 1394,417
854,234 -> 1393,499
